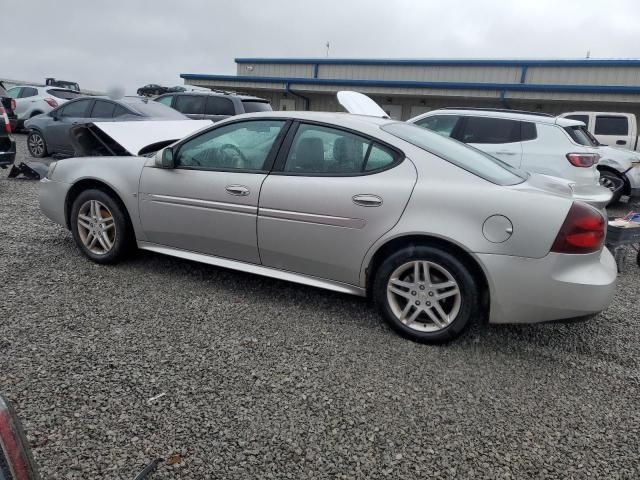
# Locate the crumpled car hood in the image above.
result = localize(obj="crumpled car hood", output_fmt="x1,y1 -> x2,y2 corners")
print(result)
70,120 -> 212,156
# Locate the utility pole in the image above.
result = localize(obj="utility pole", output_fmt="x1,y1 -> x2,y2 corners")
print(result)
326,41 -> 330,58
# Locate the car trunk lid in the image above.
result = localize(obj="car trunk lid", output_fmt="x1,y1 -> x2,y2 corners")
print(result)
511,173 -> 612,210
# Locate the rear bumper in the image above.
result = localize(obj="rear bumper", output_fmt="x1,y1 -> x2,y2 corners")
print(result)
39,177 -> 71,228
478,249 -> 617,324
0,136 -> 16,166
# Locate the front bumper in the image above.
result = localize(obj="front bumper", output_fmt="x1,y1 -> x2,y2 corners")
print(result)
0,136 -> 16,166
478,249 -> 617,324
39,177 -> 71,228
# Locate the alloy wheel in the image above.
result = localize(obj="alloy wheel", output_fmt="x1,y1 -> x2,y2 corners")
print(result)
386,260 -> 462,332
28,133 -> 45,157
599,174 -> 623,193
77,200 -> 116,255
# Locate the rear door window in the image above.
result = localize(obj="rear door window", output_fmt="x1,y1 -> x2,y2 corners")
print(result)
594,116 -> 629,135
47,89 -> 82,100
90,100 -> 116,118
205,96 -> 235,116
242,100 -> 272,113
174,95 -> 205,115
156,95 -> 174,106
113,105 -> 131,117
564,125 -> 597,146
566,114 -> 590,126
59,99 -> 92,118
19,87 -> 38,98
414,115 -> 460,137
459,117 -> 521,144
520,122 -> 537,141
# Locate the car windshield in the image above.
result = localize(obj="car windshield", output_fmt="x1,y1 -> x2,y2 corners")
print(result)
124,100 -> 187,119
242,100 -> 272,113
564,125 -> 597,146
381,122 -> 527,185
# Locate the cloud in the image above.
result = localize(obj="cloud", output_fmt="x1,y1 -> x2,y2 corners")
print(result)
2,0 -> 640,93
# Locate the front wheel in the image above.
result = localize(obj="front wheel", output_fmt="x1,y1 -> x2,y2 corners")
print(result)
373,245 -> 480,344
70,189 -> 132,264
599,170 -> 625,205
27,131 -> 48,158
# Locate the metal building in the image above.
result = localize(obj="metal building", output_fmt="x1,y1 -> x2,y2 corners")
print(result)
181,58 -> 640,120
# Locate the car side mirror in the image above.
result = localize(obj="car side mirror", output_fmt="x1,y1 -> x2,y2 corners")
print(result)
50,112 -> 59,121
156,147 -> 175,168
0,395 -> 41,479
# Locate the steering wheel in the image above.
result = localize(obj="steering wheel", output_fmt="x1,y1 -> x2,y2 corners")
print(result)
219,144 -> 247,169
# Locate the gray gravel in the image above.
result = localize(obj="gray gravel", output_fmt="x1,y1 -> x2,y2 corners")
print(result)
1,133 -> 639,479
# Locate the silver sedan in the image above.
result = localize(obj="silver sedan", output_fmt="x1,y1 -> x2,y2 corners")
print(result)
39,111 -> 617,343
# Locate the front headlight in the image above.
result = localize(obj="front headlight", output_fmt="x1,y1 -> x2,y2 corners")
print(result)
46,160 -> 58,179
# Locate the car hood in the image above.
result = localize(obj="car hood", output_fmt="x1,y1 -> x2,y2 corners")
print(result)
69,120 -> 212,156
337,91 -> 389,118
511,173 -> 612,210
595,145 -> 640,168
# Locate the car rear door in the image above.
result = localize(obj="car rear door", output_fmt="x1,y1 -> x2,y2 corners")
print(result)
593,114 -> 632,149
46,98 -> 93,153
257,121 -> 417,286
138,119 -> 289,263
173,95 -> 205,120
455,116 -> 523,167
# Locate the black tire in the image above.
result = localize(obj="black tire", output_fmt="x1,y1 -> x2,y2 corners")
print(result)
27,130 -> 48,158
599,170 -> 625,205
373,245 -> 480,344
70,189 -> 133,264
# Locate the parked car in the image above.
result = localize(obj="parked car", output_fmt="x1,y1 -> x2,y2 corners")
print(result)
155,91 -> 272,122
24,96 -> 187,158
0,102 -> 16,168
46,77 -> 80,92
137,84 -> 169,97
5,85 -> 82,128
408,108 -> 604,189
39,107 -> 616,343
0,81 -> 17,131
560,111 -> 639,151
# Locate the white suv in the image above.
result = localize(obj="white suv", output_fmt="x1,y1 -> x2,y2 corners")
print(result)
408,108 -> 601,188
5,85 -> 82,128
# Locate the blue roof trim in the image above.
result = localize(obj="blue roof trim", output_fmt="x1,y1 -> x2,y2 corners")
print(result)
234,57 -> 640,67
180,73 -> 640,95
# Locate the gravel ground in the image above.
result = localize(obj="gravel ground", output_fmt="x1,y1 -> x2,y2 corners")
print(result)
1,133 -> 639,479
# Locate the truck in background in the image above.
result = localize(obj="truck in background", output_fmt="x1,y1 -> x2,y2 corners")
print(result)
560,111 -> 638,151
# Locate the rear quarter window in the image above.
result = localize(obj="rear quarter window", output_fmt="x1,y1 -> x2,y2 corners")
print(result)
564,125 -> 597,146
242,101 -> 272,113
174,95 -> 205,115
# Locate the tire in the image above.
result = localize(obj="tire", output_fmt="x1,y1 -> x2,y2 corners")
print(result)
70,189 -> 133,264
27,130 -> 48,158
373,245 -> 480,344
599,170 -> 625,205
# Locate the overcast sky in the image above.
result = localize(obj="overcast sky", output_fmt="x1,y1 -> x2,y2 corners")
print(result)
3,0 -> 640,93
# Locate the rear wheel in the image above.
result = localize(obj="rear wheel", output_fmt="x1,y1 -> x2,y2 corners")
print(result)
70,189 -> 132,264
27,131 -> 48,158
373,245 -> 480,343
599,170 -> 625,205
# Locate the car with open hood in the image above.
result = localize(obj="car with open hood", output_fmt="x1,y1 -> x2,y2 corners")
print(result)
38,93 -> 617,343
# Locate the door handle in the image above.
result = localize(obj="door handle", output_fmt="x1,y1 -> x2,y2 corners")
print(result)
495,150 -> 516,156
616,140 -> 627,145
352,194 -> 383,207
225,185 -> 250,196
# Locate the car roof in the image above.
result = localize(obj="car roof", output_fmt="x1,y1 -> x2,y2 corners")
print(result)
227,110 -> 397,129
159,91 -> 268,102
412,108 -> 582,127
12,85 -> 77,92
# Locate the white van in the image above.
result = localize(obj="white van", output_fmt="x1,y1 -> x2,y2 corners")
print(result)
560,112 -> 638,151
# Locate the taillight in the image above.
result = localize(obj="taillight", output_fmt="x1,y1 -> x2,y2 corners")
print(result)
43,98 -> 58,108
0,396 -> 40,480
10,99 -> 16,111
0,107 -> 10,134
566,153 -> 599,168
551,202 -> 605,254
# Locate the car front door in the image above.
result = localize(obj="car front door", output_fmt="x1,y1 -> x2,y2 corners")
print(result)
257,122 -> 417,286
46,98 -> 93,154
593,114 -> 632,149
138,119 -> 289,263
455,116 -> 523,167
